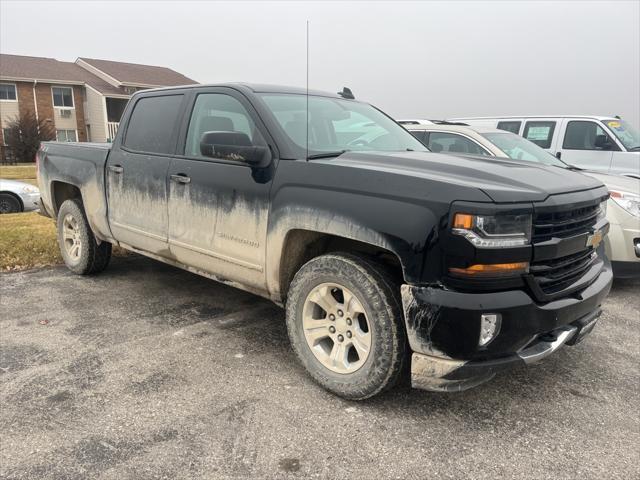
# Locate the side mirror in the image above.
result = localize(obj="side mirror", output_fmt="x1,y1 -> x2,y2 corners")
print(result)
200,131 -> 269,166
594,134 -> 613,150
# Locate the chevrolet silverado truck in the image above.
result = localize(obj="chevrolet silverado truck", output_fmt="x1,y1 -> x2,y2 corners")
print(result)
37,84 -> 613,399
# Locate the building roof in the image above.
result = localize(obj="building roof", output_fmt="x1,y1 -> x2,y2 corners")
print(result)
0,54 -> 196,96
77,57 -> 196,88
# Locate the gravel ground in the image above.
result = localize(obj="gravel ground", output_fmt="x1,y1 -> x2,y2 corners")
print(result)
1,255 -> 638,479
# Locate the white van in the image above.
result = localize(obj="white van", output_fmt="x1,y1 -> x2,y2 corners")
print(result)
450,116 -> 640,179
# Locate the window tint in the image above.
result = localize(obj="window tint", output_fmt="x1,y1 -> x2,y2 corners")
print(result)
185,93 -> 265,158
522,121 -> 555,148
124,95 -> 183,154
497,121 -> 521,134
0,83 -> 17,100
427,132 -> 489,155
563,121 -> 617,150
410,130 -> 427,143
52,87 -> 73,108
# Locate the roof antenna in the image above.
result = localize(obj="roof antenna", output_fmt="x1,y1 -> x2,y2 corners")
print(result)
338,87 -> 355,100
306,20 -> 309,161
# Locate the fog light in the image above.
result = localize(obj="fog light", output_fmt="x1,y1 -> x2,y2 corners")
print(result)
479,313 -> 501,347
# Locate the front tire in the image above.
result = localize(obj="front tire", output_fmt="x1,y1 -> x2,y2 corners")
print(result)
0,193 -> 22,214
57,198 -> 112,275
286,253 -> 406,400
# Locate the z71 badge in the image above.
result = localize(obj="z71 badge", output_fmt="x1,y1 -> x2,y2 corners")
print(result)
586,229 -> 603,248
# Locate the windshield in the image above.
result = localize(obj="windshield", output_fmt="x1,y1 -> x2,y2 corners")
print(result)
602,119 -> 640,151
481,132 -> 567,167
259,94 -> 427,157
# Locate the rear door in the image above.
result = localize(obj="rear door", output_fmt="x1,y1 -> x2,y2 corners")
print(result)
106,92 -> 186,255
555,119 -> 616,173
167,88 -> 276,291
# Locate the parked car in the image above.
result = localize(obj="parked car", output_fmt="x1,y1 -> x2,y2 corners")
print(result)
448,116 -> 640,179
402,122 -> 640,278
37,84 -> 612,399
0,179 -> 40,214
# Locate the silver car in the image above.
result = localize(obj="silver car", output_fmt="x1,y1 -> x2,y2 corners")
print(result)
0,178 -> 40,214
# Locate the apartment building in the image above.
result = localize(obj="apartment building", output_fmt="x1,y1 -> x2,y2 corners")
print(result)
0,54 -> 196,148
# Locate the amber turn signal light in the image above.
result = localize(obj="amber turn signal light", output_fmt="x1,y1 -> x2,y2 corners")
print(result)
453,213 -> 474,230
449,262 -> 529,277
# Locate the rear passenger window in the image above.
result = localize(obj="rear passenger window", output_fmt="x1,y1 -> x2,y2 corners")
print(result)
563,121 -> 616,150
124,95 -> 183,154
523,121 -> 555,148
428,132 -> 490,156
497,121 -> 521,134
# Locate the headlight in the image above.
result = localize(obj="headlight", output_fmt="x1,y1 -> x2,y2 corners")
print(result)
21,185 -> 39,194
452,212 -> 532,248
610,190 -> 640,217
597,199 -> 608,220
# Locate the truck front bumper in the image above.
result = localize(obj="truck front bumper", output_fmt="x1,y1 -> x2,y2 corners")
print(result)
401,263 -> 613,392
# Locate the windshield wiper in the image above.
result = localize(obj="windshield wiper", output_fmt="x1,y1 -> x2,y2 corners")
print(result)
307,150 -> 348,160
629,146 -> 640,151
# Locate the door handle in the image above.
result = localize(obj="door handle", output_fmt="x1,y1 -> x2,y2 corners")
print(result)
108,165 -> 123,174
170,174 -> 191,184
555,152 -> 562,159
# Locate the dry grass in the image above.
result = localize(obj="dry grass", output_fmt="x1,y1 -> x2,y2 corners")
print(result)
0,212 -> 61,271
0,211 -> 128,271
0,164 -> 38,186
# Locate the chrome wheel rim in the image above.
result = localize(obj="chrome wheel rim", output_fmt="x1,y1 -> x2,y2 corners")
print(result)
302,283 -> 372,374
62,214 -> 82,261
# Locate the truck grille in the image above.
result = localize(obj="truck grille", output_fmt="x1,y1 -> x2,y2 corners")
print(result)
530,248 -> 597,295
533,203 -> 600,243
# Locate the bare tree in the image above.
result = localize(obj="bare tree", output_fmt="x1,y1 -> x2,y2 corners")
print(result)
4,113 -> 56,162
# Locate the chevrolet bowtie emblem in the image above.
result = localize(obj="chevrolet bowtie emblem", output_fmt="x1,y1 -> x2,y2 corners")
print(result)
586,229 -> 603,249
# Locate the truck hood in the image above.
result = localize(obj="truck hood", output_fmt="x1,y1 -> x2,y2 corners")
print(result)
326,151 -> 604,202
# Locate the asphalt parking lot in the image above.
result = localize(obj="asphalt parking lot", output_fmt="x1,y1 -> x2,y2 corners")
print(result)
1,255 -> 638,479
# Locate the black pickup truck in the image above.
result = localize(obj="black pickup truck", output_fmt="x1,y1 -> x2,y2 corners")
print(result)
37,84 -> 612,399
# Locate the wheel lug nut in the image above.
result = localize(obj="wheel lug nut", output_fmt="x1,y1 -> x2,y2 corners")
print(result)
337,334 -> 344,342
329,314 -> 335,321
337,310 -> 343,317
346,331 -> 352,338
329,326 -> 336,333
346,318 -> 352,326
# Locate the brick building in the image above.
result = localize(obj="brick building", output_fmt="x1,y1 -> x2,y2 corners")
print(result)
0,54 -> 196,151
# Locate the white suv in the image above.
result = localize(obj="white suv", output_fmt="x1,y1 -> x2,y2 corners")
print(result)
400,121 -> 640,279
448,116 -> 640,179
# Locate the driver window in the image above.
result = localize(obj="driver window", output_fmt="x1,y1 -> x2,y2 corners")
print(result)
563,121 -> 616,151
185,93 -> 265,158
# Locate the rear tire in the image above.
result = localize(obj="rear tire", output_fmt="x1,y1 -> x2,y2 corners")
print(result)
57,198 -> 111,275
286,253 -> 406,400
0,193 -> 22,214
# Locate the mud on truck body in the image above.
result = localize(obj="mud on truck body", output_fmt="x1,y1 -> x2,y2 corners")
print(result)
37,84 -> 612,399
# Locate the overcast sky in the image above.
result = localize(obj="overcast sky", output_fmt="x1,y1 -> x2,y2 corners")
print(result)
2,0 -> 639,126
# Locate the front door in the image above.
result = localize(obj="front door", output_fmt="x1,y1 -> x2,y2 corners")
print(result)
167,89 -> 275,290
556,119 -> 615,173
106,93 -> 185,255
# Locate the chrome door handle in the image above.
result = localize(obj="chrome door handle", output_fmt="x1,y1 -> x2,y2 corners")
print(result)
108,165 -> 123,174
170,174 -> 191,184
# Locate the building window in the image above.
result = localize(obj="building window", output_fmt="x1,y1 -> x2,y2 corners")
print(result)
2,128 -> 11,145
52,87 -> 74,108
56,129 -> 77,142
0,83 -> 17,101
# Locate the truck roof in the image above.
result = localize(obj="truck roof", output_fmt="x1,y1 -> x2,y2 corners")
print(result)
141,82 -> 346,99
